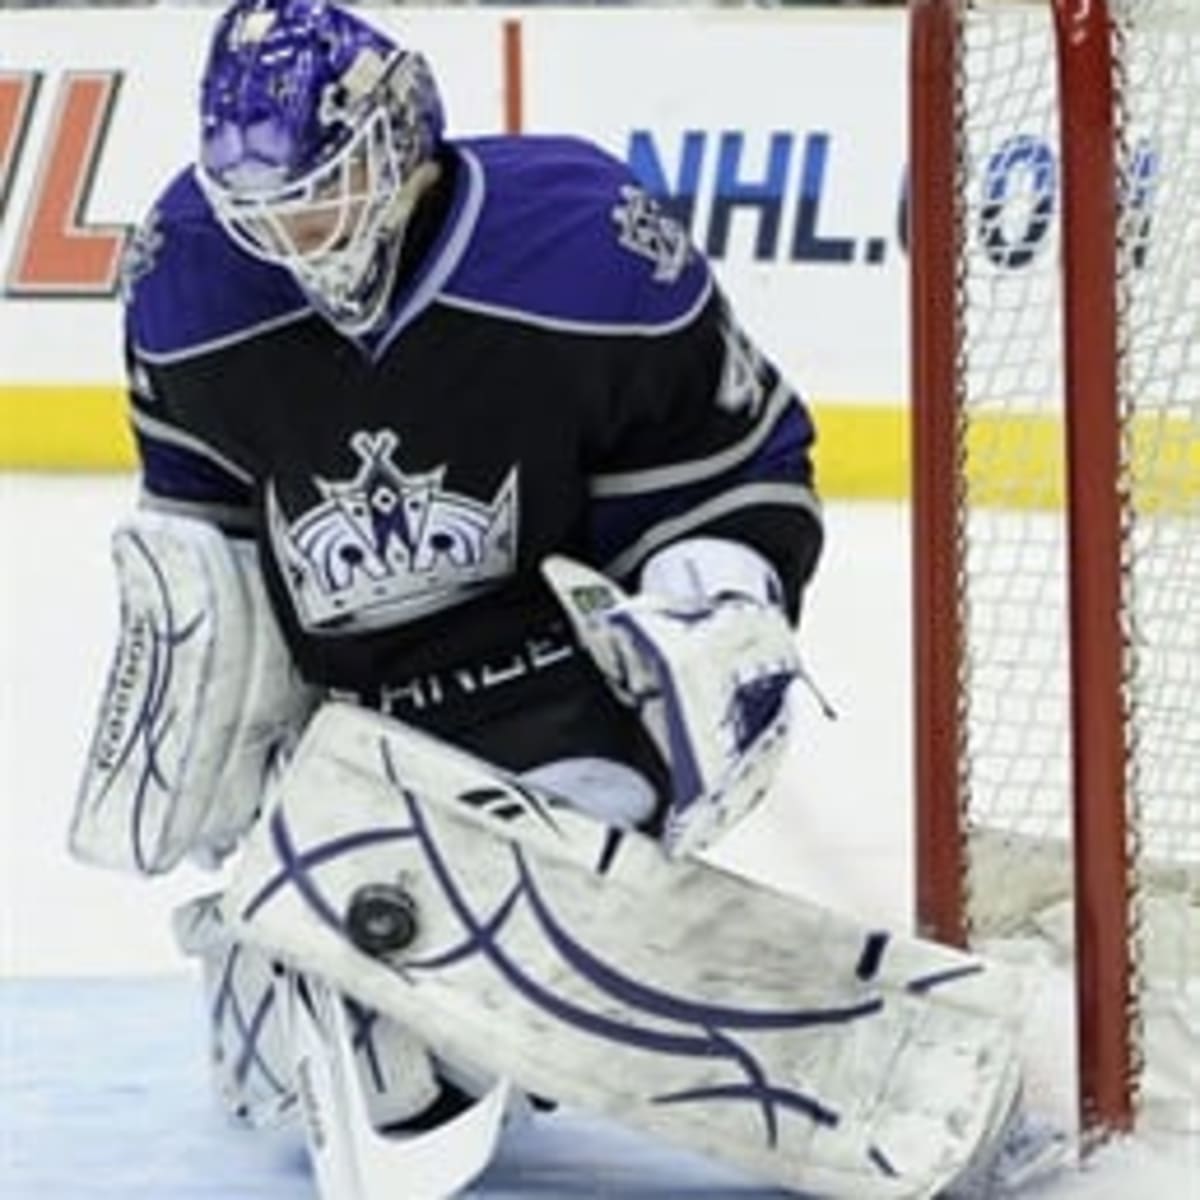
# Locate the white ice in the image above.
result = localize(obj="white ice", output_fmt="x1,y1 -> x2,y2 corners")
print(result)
0,474 -> 1194,1197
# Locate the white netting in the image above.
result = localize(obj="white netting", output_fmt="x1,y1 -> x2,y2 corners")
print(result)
958,1 -> 1071,893
952,0 -> 1199,1129
1115,0 -> 1200,874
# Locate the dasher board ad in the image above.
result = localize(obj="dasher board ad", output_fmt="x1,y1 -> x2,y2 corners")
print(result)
0,9 -> 908,414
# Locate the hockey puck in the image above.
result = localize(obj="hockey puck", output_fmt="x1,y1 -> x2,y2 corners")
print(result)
345,883 -> 418,957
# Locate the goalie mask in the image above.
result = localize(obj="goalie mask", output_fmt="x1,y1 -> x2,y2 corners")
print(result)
197,0 -> 445,334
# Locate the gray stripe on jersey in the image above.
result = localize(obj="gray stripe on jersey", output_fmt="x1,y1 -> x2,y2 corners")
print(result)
132,306 -> 311,365
131,409 -> 254,485
139,489 -> 256,534
437,273 -> 713,338
602,481 -> 823,583
588,383 -> 794,498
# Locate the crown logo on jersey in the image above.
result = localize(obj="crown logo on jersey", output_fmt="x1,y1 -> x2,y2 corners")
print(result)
270,429 -> 518,631
611,184 -> 692,283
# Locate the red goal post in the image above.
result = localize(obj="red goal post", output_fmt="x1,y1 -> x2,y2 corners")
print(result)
909,0 -> 1198,1142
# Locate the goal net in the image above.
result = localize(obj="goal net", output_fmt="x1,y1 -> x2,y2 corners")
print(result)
909,0 -> 1198,1140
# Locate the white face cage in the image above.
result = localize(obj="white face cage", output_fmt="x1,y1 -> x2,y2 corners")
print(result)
197,56 -> 438,334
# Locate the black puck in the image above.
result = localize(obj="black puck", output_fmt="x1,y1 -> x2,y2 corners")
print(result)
345,883 -> 418,957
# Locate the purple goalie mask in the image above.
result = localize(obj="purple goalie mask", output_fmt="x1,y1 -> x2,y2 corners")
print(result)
197,0 -> 445,333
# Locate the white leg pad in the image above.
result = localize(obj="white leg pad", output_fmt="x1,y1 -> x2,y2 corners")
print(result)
174,893 -> 297,1128
174,893 -> 447,1133
225,702 -> 1033,1200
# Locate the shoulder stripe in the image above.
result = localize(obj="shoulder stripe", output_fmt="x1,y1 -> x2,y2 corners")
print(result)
134,306 -> 311,365
437,273 -> 713,338
602,482 -> 824,583
131,409 -> 254,485
588,383 -> 794,498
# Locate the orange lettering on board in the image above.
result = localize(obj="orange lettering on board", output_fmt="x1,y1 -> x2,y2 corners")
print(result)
0,72 -> 41,222
7,72 -> 131,296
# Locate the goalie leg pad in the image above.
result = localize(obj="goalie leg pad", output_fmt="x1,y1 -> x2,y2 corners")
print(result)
226,702 -> 1032,1200
174,892 -> 454,1132
173,893 -> 298,1128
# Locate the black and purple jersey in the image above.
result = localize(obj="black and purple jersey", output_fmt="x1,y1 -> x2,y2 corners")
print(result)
122,135 -> 822,769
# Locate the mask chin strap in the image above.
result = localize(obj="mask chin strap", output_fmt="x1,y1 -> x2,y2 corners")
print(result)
300,158 -> 443,337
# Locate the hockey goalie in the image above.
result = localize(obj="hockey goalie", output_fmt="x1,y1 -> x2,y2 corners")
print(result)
70,1 -> 1064,1195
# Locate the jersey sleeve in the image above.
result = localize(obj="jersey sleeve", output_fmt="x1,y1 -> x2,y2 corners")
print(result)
585,286 -> 823,622
118,169 -> 298,537
124,333 -> 256,536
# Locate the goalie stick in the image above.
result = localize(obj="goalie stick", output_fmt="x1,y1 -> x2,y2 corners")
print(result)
288,969 -> 513,1200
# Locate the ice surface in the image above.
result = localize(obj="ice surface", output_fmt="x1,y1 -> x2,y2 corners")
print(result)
0,977 -> 790,1198
2,975 -> 1193,1199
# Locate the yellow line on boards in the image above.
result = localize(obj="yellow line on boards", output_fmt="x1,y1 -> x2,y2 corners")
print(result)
812,406 -> 909,501
0,386 -> 135,470
815,406 -> 1200,512
1,387 -> 1196,514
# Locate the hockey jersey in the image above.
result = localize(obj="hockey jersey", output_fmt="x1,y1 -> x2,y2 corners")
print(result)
122,135 -> 822,768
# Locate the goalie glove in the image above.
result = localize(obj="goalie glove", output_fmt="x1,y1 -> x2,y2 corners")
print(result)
542,539 -> 799,858
71,512 -> 318,875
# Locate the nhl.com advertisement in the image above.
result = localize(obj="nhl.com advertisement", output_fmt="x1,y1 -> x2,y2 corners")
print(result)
1,6 -> 1073,491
